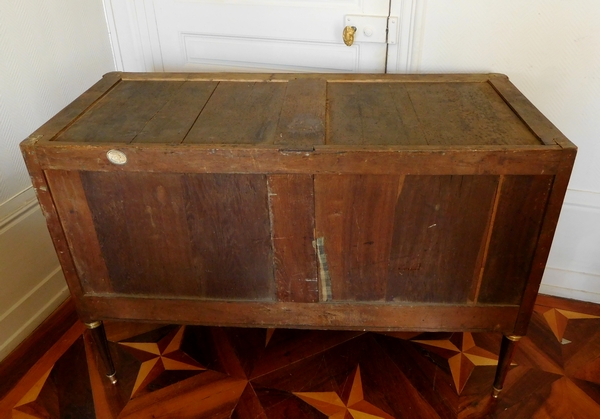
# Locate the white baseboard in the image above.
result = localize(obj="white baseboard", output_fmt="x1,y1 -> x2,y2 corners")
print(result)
0,269 -> 69,361
0,187 -> 69,362
540,268 -> 600,304
541,188 -> 600,304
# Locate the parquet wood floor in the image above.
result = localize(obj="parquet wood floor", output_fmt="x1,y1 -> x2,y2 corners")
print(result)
2,295 -> 600,418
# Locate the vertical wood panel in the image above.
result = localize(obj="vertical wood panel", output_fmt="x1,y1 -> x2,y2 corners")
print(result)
45,170 -> 112,294
80,172 -> 200,296
181,174 -> 275,300
479,175 -> 554,304
386,175 -> 498,303
80,172 -> 275,300
314,175 -> 404,301
268,175 -> 318,303
315,175 -> 498,303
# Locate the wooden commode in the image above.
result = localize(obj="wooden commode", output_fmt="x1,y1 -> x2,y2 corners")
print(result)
21,72 -> 576,396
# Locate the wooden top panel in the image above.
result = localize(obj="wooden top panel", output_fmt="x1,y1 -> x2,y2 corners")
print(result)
49,72 -> 554,147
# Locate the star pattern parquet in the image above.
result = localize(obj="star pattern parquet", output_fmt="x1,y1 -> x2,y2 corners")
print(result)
3,295 -> 600,419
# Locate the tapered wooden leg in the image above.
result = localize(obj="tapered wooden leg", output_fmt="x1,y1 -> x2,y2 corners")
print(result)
492,334 -> 521,398
85,321 -> 117,384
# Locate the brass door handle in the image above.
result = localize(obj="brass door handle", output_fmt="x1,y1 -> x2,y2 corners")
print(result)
343,26 -> 357,46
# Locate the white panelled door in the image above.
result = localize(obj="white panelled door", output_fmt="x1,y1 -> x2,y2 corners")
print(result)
105,0 -> 397,73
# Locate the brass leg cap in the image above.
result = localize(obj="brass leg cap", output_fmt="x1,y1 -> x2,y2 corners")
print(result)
107,372 -> 118,385
492,386 -> 502,399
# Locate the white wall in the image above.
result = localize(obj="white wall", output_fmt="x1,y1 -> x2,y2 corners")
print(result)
0,0 -> 114,361
389,0 -> 600,302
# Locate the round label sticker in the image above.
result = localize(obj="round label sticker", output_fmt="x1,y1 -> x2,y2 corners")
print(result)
106,149 -> 127,165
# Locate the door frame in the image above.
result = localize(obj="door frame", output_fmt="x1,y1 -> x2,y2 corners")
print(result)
103,0 -> 421,73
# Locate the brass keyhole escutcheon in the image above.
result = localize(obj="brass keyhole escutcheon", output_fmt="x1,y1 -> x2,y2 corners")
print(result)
343,26 -> 357,46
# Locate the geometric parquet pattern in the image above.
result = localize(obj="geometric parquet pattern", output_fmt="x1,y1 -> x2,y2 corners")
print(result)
2,295 -> 600,418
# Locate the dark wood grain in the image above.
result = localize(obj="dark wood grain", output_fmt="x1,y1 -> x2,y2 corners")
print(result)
79,172 -> 274,300
488,75 -> 571,146
181,173 -> 275,300
404,82 -> 541,146
268,174 -> 319,303
6,295 -> 600,418
36,144 -> 565,176
478,175 -> 554,305
275,79 -> 326,147
80,171 -> 200,297
19,142 -> 87,311
59,81 -> 184,143
132,81 -> 218,143
83,296 -> 520,333
314,175 -> 403,301
26,72 -> 123,144
45,170 -> 112,294
513,147 -> 577,334
184,81 -> 286,144
19,73 -> 576,401
0,298 -> 77,401
232,384 -> 268,419
314,175 -> 498,303
327,83 -> 426,145
386,175 -> 498,303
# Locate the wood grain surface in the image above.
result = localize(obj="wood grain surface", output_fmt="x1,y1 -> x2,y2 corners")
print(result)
3,295 -> 600,419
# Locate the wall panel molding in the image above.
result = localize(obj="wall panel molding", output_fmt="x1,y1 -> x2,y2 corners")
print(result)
0,189 -> 69,362
387,0 -> 420,73
541,189 -> 600,303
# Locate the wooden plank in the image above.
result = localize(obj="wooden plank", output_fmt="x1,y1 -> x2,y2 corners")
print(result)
405,82 -> 541,146
132,81 -> 218,143
83,296 -> 520,333
470,176 -> 505,303
19,141 -> 87,310
275,79 -> 326,148
327,83 -> 426,145
386,175 -> 499,303
513,148 -> 577,334
478,175 -> 554,305
35,145 -> 564,176
314,175 -> 405,301
24,72 -> 122,145
184,82 -> 286,144
488,76 -> 576,147
79,172 -> 275,300
120,72 -> 495,83
268,175 -> 318,303
181,174 -> 275,300
58,81 -> 184,143
45,170 -> 113,294
79,171 -> 201,297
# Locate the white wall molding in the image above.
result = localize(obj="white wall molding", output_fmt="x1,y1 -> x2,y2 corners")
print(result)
0,268 -> 69,361
0,187 -> 38,228
104,0 -> 160,72
387,0 -> 418,73
0,190 -> 68,361
541,269 -> 600,304
541,188 -> 600,303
